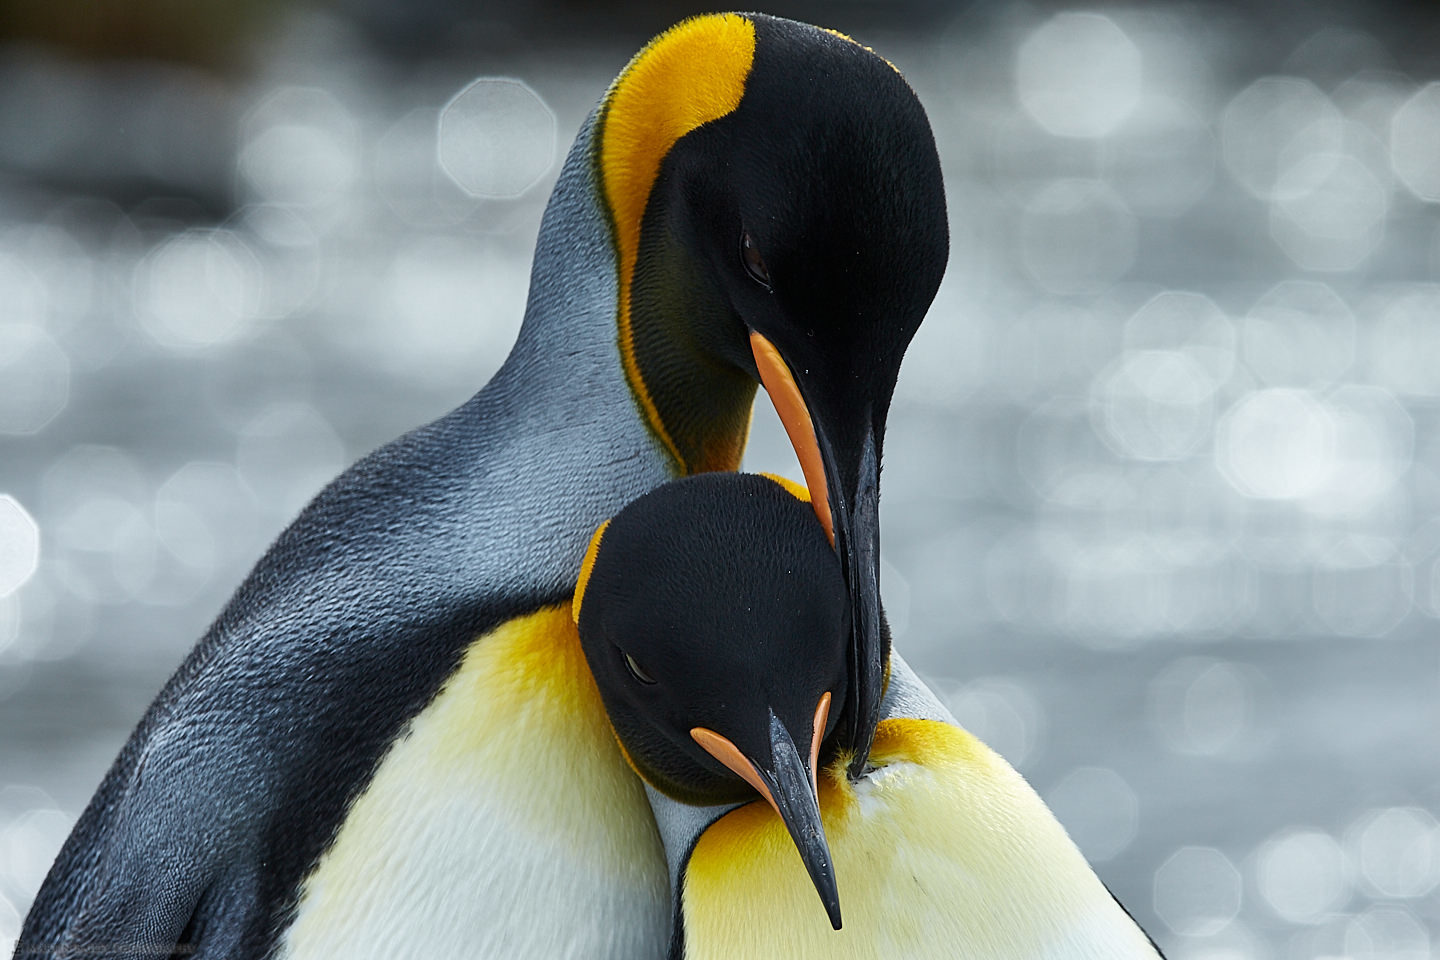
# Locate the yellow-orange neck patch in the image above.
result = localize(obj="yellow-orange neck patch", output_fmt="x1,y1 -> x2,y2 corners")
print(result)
597,13 -> 757,473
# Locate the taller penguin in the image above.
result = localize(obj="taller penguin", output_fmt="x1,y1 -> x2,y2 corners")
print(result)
16,13 -> 947,960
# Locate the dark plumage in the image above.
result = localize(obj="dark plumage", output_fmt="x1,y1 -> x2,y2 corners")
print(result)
577,473 -> 848,806
576,473 -> 849,930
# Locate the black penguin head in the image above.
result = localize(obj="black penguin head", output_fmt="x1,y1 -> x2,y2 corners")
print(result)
601,13 -> 947,775
574,472 -> 849,928
638,16 -> 949,390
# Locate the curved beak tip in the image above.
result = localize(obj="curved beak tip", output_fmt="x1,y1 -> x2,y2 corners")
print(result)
820,878 -> 843,931
692,713 -> 846,932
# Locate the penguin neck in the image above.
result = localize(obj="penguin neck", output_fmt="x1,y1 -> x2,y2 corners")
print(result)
500,109 -> 754,476
643,784 -> 737,900
499,112 -> 640,425
643,783 -> 739,958
623,198 -> 759,475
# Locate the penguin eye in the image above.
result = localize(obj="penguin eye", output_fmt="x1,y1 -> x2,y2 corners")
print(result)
740,231 -> 771,288
622,651 -> 657,685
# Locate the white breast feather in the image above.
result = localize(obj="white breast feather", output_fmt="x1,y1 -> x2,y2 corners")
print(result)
278,606 -> 668,960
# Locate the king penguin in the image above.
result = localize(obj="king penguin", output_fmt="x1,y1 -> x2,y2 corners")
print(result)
574,473 -> 1167,960
17,12 -> 948,960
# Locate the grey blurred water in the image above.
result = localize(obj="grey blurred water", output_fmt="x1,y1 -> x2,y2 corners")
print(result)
2,5 -> 1439,958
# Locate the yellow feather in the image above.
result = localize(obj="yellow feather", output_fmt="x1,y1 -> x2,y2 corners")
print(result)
282,605 -> 665,959
572,518 -> 610,623
683,719 -> 1157,960
757,472 -> 812,503
598,13 -> 756,474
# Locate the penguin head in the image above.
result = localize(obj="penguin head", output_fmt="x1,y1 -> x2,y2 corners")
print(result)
600,13 -> 948,774
574,472 -> 849,929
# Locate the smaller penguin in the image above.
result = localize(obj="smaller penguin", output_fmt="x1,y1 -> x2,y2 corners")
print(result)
575,472 -> 1165,960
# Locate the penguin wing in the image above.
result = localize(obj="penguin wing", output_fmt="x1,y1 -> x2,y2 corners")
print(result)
18,681 -> 243,959
19,599 -> 539,960
16,236 -> 670,958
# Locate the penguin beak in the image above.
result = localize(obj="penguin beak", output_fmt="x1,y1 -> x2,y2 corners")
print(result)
691,692 -> 842,930
751,331 -> 885,779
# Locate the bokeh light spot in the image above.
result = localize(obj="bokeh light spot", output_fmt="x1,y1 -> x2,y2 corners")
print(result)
0,497 -> 40,598
1221,76 -> 1343,200
1125,290 -> 1235,387
1305,385 -> 1413,516
1349,807 -> 1440,899
1216,389 -> 1334,500
1016,13 -> 1141,139
0,254 -> 46,328
1390,82 -> 1440,201
238,205 -> 321,321
1372,285 -> 1440,397
1049,531 -> 1178,643
1242,281 -> 1354,388
1154,846 -> 1243,937
1016,398 -> 1112,502
135,229 -> 264,349
1168,920 -> 1266,960
1269,153 -> 1387,272
0,889 -> 17,958
0,806 -> 72,905
145,461 -> 261,608
243,125 -> 356,206
376,107 -> 478,228
1344,905 -> 1429,960
0,325 -> 70,435
236,402 -> 346,521
377,236 -> 527,383
1256,828 -> 1350,924
438,78 -> 556,199
240,87 -> 358,207
1044,766 -> 1139,862
1312,554 -> 1412,639
41,446 -> 147,515
54,496 -> 156,605
1149,657 -> 1257,757
0,595 -> 19,660
1092,350 -> 1214,462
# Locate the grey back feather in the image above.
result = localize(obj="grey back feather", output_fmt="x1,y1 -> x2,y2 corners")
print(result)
18,110 -> 674,960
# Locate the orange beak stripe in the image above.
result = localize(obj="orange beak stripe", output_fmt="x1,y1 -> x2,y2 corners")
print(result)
809,692 -> 831,790
690,690 -> 834,815
690,727 -> 777,810
750,332 -> 835,545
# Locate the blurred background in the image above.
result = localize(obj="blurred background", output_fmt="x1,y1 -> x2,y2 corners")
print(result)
1,0 -> 1438,956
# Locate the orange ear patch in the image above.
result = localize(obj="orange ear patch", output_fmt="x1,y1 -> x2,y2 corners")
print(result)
599,14 -> 757,472
758,473 -> 812,504
571,519 -> 611,624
